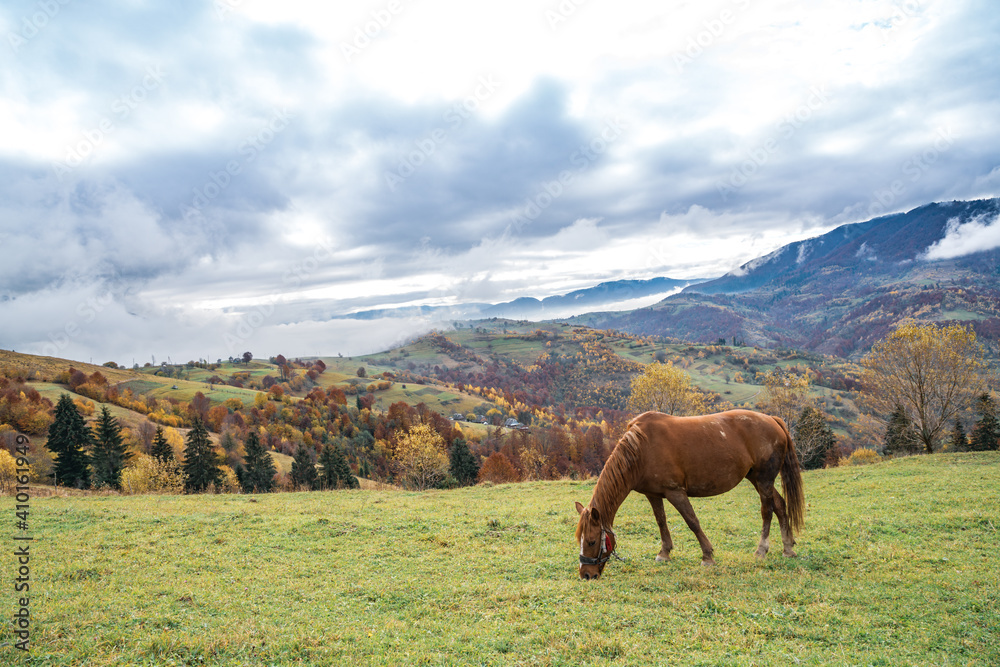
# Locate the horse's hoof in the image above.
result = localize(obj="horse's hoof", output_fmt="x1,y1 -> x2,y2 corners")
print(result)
782,549 -> 797,558
754,549 -> 768,559
655,553 -> 671,562
701,558 -> 716,567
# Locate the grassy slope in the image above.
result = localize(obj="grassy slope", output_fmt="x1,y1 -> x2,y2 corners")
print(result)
2,453 -> 997,666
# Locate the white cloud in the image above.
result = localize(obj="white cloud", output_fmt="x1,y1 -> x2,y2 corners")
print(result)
922,214 -> 1000,260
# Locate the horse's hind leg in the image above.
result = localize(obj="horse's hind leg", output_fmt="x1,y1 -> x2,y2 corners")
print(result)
750,477 -> 796,558
664,490 -> 715,566
749,478 -> 774,559
771,488 -> 797,557
645,494 -> 674,562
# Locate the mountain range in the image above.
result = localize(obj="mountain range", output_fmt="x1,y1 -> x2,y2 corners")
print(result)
340,276 -> 698,322
341,198 -> 1000,360
574,199 -> 1000,358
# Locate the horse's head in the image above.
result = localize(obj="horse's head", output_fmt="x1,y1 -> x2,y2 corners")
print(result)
574,501 -> 617,580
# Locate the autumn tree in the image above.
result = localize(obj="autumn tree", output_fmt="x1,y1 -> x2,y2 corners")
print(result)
45,394 -> 92,488
793,406 -> 836,470
392,423 -> 449,490
182,417 -> 222,493
239,430 -> 276,493
91,406 -> 131,489
627,362 -> 707,416
477,451 -> 519,484
860,322 -> 988,453
757,369 -> 811,430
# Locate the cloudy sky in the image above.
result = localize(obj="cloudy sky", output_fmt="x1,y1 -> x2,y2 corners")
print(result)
1,0 -> 998,364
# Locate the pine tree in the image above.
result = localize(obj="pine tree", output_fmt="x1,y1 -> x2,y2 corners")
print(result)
884,404 -> 921,455
318,443 -> 359,489
948,418 -> 969,452
290,443 -> 318,490
449,438 -> 480,485
240,430 -> 276,493
91,406 -> 131,489
45,394 -> 92,488
150,426 -> 174,462
182,417 -> 222,493
970,394 -> 1000,452
793,407 -> 836,470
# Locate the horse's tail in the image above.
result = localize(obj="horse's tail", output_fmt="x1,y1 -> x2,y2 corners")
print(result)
773,416 -> 805,534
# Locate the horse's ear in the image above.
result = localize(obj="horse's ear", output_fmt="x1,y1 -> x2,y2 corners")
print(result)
590,506 -> 602,524
575,501 -> 585,515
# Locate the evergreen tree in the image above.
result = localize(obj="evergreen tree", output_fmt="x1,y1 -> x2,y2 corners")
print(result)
150,426 -> 174,462
948,418 -> 969,452
449,438 -> 480,485
793,407 -> 836,470
970,393 -> 1000,452
318,443 -> 359,489
239,430 -> 276,493
182,417 -> 222,493
45,394 -> 92,488
91,406 -> 131,489
884,404 -> 921,455
290,443 -> 318,490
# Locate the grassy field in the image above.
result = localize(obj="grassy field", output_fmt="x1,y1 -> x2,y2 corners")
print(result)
2,452 -> 998,666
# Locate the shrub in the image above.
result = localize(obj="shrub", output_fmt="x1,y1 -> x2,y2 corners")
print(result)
840,448 -> 882,467
478,452 -> 519,484
120,454 -> 184,495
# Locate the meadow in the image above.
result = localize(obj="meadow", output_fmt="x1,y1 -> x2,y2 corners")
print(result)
2,453 -> 998,666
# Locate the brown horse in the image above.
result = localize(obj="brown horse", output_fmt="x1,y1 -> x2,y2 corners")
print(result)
574,409 -> 804,579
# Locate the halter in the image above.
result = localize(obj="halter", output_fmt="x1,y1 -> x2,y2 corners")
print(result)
579,526 -> 625,566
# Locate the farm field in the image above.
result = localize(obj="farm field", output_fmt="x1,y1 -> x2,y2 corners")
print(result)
2,452 -> 998,666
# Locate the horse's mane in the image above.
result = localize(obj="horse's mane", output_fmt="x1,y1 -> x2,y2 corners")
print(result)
590,417 -> 647,518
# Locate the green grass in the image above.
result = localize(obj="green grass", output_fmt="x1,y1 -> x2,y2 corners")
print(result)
2,453 -> 998,665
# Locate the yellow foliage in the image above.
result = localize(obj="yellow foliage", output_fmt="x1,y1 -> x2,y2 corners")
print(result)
840,448 -> 882,467
120,454 -> 184,494
217,465 -> 241,493
0,449 -> 29,493
627,362 -> 707,416
392,423 -> 449,490
860,321 -> 988,453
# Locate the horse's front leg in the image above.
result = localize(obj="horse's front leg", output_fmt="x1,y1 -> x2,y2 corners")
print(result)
664,490 -> 715,566
645,494 -> 673,562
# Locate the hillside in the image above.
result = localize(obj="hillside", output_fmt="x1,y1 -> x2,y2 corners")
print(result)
2,324 -> 868,488
575,199 -> 1000,358
3,452 -> 998,665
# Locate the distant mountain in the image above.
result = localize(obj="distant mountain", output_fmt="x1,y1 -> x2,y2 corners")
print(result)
574,199 -> 1000,359
340,276 -> 701,322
